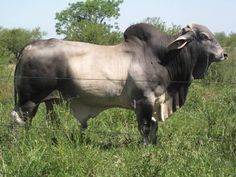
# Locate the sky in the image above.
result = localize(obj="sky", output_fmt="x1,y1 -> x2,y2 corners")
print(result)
0,0 -> 235,39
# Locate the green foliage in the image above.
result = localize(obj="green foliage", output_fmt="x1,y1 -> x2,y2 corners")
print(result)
0,27 -> 46,63
214,32 -> 227,46
215,32 -> 236,48
55,0 -> 123,44
1,50 -> 236,176
0,12 -> 236,177
143,17 -> 181,35
0,79 -> 236,176
205,57 -> 236,83
206,33 -> 236,83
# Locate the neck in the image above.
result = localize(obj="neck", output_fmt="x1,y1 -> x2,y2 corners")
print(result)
166,46 -> 195,83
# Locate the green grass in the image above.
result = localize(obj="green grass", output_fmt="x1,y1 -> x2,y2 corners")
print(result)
0,63 -> 236,176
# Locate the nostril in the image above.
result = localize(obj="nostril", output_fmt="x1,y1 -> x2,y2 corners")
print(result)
224,53 -> 228,58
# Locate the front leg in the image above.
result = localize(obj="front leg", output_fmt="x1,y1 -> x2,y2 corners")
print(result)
135,99 -> 157,145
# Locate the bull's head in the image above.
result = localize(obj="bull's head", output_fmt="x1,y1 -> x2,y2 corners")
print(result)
168,24 -> 227,79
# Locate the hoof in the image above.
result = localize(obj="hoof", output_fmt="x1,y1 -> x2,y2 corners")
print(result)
11,110 -> 25,126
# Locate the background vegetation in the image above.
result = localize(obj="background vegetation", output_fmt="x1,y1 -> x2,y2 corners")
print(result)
55,0 -> 123,44
0,0 -> 236,176
0,27 -> 45,64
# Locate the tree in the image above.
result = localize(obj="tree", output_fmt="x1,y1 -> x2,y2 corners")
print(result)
143,17 -> 181,35
55,0 -> 123,44
0,27 -> 46,63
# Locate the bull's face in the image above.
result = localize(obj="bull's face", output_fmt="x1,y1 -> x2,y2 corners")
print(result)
191,24 -> 227,62
168,24 -> 227,79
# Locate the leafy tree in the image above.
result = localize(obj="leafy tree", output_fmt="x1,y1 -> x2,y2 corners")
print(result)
0,27 -> 46,63
143,17 -> 181,35
55,0 -> 123,44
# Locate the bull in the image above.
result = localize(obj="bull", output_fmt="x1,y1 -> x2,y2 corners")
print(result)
11,23 -> 227,144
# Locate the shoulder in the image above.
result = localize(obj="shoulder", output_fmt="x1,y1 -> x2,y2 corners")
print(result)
124,23 -> 159,42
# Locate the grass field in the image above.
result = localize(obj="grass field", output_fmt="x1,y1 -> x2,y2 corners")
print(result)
0,60 -> 236,176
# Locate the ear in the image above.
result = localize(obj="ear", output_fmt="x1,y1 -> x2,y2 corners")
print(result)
168,24 -> 194,51
168,33 -> 193,51
168,36 -> 189,51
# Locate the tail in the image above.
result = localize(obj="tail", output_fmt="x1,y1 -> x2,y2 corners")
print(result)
13,50 -> 23,109
10,50 -> 26,126
13,70 -> 17,109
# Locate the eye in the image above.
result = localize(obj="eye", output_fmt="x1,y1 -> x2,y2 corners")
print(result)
200,33 -> 210,41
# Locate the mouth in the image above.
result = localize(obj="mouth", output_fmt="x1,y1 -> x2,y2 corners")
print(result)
211,52 -> 228,62
222,52 -> 228,60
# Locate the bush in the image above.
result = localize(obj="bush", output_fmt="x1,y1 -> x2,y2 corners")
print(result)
205,47 -> 236,83
0,27 -> 45,63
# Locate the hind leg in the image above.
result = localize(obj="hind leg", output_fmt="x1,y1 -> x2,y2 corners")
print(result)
11,100 -> 39,127
11,91 -> 51,127
45,99 -> 60,126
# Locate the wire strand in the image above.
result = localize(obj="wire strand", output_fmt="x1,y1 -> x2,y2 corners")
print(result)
0,75 -> 235,85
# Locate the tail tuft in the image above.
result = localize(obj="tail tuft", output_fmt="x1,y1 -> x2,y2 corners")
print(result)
10,110 -> 25,126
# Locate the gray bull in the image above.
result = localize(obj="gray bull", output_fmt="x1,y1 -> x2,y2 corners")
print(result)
11,23 -> 227,144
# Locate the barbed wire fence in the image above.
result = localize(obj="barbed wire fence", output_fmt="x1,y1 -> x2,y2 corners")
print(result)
0,65 -> 236,176
0,61 -> 236,83
0,62 -> 236,145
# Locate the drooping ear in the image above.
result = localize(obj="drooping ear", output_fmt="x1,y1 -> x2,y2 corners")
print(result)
168,36 -> 189,51
168,33 -> 193,51
168,25 -> 194,51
